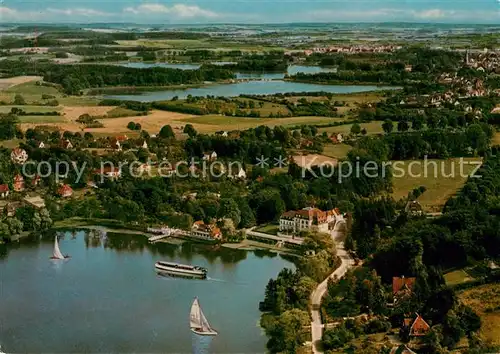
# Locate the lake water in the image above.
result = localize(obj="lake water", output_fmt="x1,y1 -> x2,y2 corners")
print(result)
120,62 -> 337,80
0,231 -> 293,353
105,81 -> 394,102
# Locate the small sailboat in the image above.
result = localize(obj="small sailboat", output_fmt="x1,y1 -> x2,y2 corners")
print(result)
50,236 -> 69,260
190,297 -> 218,336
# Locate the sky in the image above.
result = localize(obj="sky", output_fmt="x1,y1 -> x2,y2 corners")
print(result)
0,0 -> 499,24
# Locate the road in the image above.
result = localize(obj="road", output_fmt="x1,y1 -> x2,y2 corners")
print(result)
310,220 -> 355,354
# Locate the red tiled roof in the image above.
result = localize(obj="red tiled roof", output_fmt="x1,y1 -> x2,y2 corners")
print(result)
410,315 -> 430,336
0,184 -> 9,193
58,184 -> 73,195
393,276 -> 416,295
14,174 -> 24,182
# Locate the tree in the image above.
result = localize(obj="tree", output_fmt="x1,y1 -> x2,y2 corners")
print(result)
183,124 -> 197,138
13,94 -> 26,105
398,120 -> 410,132
382,120 -> 394,134
127,122 -> 136,130
218,198 -> 241,226
159,125 -> 175,139
0,114 -> 19,140
350,123 -> 361,135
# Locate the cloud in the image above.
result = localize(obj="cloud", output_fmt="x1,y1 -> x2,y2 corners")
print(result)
47,8 -> 110,17
123,3 -> 219,18
412,9 -> 449,19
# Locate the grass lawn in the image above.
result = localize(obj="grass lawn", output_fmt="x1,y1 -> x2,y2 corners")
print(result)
105,107 -> 143,118
459,283 -> 500,346
0,139 -> 25,149
390,158 -> 482,212
317,121 -> 385,136
444,269 -> 474,286
493,132 -> 500,146
181,115 -> 340,132
5,81 -> 60,96
18,115 -> 65,123
254,224 -> 279,235
322,143 -> 353,159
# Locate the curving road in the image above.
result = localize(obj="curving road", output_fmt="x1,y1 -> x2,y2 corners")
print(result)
310,219 -> 355,354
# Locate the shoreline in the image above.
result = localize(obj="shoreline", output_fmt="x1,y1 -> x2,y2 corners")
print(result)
51,219 -> 300,255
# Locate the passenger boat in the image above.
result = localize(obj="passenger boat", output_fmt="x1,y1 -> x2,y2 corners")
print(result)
190,297 -> 218,336
154,261 -> 207,278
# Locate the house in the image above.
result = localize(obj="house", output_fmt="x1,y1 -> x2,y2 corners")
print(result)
141,140 -> 148,150
57,184 -> 73,198
405,200 -> 423,216
279,207 -> 340,234
32,175 -> 41,187
0,184 -> 9,198
237,168 -> 247,179
116,135 -> 128,142
95,166 -> 121,179
136,163 -> 151,174
393,276 -> 416,298
390,345 -> 416,354
5,202 -> 22,217
110,138 -> 121,151
191,221 -> 222,241
13,174 -> 25,192
62,139 -> 73,149
403,314 -> 431,337
491,105 -> 500,114
202,151 -> 218,161
23,195 -> 46,209
38,141 -> 46,149
404,65 -> 413,72
10,148 -> 28,165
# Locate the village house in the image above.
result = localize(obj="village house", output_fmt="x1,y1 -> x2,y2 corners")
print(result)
5,202 -> 23,217
136,163 -> 151,174
57,184 -> 73,198
390,345 -> 416,354
202,151 -> 218,161
23,195 -> 46,209
393,276 -> 416,302
402,314 -> 431,337
279,207 -> 341,234
190,221 -> 222,241
62,139 -> 73,149
0,184 -> 9,198
13,175 -> 25,192
95,166 -> 121,179
32,175 -> 41,187
38,141 -> 46,149
329,133 -> 344,144
10,148 -> 28,165
141,140 -> 148,150
110,138 -> 121,151
405,200 -> 423,216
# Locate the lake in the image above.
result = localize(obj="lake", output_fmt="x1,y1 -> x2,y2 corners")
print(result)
0,231 -> 293,353
105,81 -> 395,102
119,62 -> 337,80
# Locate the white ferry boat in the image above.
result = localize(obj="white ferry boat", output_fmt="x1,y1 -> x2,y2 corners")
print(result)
155,261 -> 207,279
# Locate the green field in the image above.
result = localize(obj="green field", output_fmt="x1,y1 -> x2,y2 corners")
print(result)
444,269 -> 474,286
390,158 -> 483,212
254,224 -> 279,235
18,115 -> 65,123
318,121 -> 385,136
322,143 -> 353,159
459,283 -> 500,346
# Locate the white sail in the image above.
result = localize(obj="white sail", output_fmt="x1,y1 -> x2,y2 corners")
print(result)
53,236 -> 65,260
190,298 -> 202,329
190,298 -> 217,335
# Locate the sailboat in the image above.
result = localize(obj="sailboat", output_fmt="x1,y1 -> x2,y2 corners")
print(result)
190,297 -> 218,336
50,236 -> 69,260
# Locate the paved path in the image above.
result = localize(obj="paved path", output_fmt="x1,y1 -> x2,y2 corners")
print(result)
310,220 -> 355,354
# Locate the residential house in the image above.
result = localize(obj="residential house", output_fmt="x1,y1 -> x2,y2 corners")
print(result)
141,140 -> 148,150
38,141 -> 46,149
390,345 -> 416,354
402,314 -> 431,337
136,163 -> 151,174
405,201 -> 423,216
95,166 -> 121,179
57,184 -> 73,198
32,175 -> 41,187
5,202 -> 22,217
279,207 -> 340,234
13,174 -> 25,192
404,65 -> 413,72
393,276 -> 416,300
110,138 -> 121,151
62,139 -> 73,149
23,195 -> 46,209
237,168 -> 247,179
191,221 -> 222,241
202,151 -> 218,161
0,184 -> 9,198
10,148 -> 28,165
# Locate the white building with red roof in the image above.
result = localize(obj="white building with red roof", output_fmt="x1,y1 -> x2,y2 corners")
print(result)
279,207 -> 341,234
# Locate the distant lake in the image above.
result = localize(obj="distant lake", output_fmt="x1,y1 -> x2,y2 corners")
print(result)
119,62 -> 338,80
0,231 -> 293,353
105,80 -> 395,102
